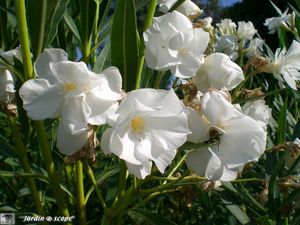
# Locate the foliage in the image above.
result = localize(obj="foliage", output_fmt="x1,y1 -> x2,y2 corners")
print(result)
0,0 -> 299,225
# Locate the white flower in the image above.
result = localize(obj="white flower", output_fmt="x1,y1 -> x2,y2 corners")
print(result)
261,40 -> 300,90
237,21 -> 257,40
241,100 -> 272,131
264,9 -> 291,34
0,69 -> 15,103
176,0 -> 202,20
0,48 -> 21,103
157,0 -> 177,12
158,0 -> 202,19
200,17 -> 213,30
101,89 -> 190,179
144,11 -> 209,78
192,53 -> 244,92
215,34 -> 239,61
245,38 -> 264,58
185,90 -> 266,181
216,19 -> 237,34
19,48 -> 124,155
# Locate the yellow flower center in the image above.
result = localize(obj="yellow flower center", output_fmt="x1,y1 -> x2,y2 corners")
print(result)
179,48 -> 188,56
64,83 -> 77,92
131,116 -> 145,133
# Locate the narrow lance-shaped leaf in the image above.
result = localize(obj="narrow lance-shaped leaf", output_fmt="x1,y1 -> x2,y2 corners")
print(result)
111,0 -> 139,91
27,0 -> 47,59
43,0 -> 69,47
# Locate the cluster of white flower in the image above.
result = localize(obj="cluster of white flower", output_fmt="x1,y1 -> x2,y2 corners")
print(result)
1,1 -> 299,182
0,48 -> 20,103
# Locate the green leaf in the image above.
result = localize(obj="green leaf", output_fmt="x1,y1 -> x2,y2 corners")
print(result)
268,150 -> 289,218
27,0 -> 47,58
63,11 -> 82,43
79,0 -> 97,44
0,1 -> 7,49
255,215 -> 276,225
129,209 -> 178,225
111,0 -> 139,91
277,27 -> 288,49
93,42 -> 111,73
221,198 -> 251,225
277,95 -> 287,144
0,170 -> 49,182
44,0 -> 69,47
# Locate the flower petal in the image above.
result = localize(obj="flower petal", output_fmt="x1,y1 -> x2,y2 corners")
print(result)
35,48 -> 68,84
126,160 -> 152,179
186,146 -> 238,181
218,115 -> 266,169
170,54 -> 203,78
86,92 -> 119,125
56,124 -> 88,155
50,61 -> 91,86
185,107 -> 210,143
108,129 -> 143,165
19,79 -> 63,120
201,90 -> 241,125
100,128 -> 114,155
61,96 -> 90,134
186,147 -> 223,180
145,113 -> 189,150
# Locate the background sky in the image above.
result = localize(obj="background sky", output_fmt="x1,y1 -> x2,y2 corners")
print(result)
220,0 -> 242,7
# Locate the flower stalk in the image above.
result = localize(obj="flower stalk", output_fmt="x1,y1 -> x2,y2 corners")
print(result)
76,160 -> 87,225
14,0 -> 33,80
34,121 -> 71,220
8,117 -> 47,223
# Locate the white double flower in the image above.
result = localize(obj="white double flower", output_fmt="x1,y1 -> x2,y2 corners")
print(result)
144,11 -> 209,78
261,40 -> 300,90
101,89 -> 190,179
185,91 -> 267,181
19,49 -> 124,155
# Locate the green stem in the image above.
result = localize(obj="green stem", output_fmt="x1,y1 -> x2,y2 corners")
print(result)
163,152 -> 189,185
117,160 -> 128,201
14,0 -> 33,80
86,164 -> 107,209
76,160 -> 87,225
135,0 -> 157,89
8,117 -> 46,223
34,121 -> 70,220
82,0 -> 91,63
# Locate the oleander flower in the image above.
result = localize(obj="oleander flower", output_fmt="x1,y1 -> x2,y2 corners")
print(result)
264,8 -> 291,34
241,100 -> 272,131
245,38 -> 264,58
237,21 -> 257,40
0,69 -> 15,103
199,17 -> 213,30
185,90 -> 266,181
0,48 -> 21,103
101,89 -> 190,179
19,48 -> 124,155
192,53 -> 244,92
157,0 -> 177,12
260,40 -> 300,90
144,11 -> 209,78
215,34 -> 239,61
216,19 -> 237,34
158,0 -> 202,19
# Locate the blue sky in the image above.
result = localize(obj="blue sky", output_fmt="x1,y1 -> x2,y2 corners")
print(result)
220,0 -> 242,7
